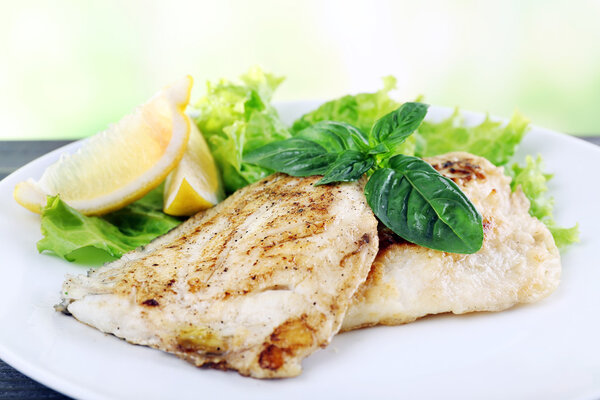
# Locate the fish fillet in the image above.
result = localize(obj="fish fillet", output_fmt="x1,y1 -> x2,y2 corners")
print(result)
343,152 -> 561,331
58,174 -> 378,378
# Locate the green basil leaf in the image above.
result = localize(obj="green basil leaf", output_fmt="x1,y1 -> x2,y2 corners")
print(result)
367,142 -> 390,155
243,137 -> 336,176
295,121 -> 370,152
371,102 -> 429,146
316,150 -> 375,185
364,154 -> 483,254
244,120 -> 373,178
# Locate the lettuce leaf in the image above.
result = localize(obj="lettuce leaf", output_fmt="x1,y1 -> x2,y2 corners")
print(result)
508,155 -> 579,249
292,76 -> 400,133
415,109 -> 530,166
37,185 -> 181,262
291,76 -> 417,155
192,67 -> 290,194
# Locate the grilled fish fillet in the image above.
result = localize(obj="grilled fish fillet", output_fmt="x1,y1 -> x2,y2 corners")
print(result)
343,152 -> 561,331
58,174 -> 378,378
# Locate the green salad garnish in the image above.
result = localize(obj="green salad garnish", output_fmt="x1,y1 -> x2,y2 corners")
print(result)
415,109 -> 529,166
192,66 -> 291,195
38,185 -> 181,262
508,156 -> 579,248
36,68 -> 578,261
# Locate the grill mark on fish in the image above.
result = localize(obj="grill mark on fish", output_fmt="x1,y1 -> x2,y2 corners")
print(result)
258,316 -> 317,371
430,158 -> 487,183
338,233 -> 373,269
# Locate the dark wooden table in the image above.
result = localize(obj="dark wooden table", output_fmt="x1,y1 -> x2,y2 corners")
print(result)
1,138 -> 599,400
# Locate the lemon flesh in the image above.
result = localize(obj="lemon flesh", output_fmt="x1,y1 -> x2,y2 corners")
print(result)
163,122 -> 223,216
14,76 -> 193,216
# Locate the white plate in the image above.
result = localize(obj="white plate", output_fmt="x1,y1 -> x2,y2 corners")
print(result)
1,104 -> 599,400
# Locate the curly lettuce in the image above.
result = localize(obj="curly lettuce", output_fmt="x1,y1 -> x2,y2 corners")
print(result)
508,156 -> 579,249
192,67 -> 290,194
37,185 -> 181,262
292,76 -> 400,133
415,109 -> 530,166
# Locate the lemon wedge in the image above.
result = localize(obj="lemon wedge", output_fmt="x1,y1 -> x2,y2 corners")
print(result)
163,122 -> 223,216
14,76 -> 193,215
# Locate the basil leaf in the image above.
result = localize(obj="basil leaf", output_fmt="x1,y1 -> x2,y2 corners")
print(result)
244,120 -> 373,177
316,150 -> 375,185
371,102 -> 428,146
364,154 -> 483,254
367,142 -> 390,155
243,137 -> 336,176
296,121 -> 370,152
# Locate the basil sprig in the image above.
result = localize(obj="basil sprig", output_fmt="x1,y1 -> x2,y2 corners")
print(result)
244,102 -> 483,254
244,121 -> 369,178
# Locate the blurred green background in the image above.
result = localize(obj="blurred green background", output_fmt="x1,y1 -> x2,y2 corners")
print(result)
1,0 -> 599,139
